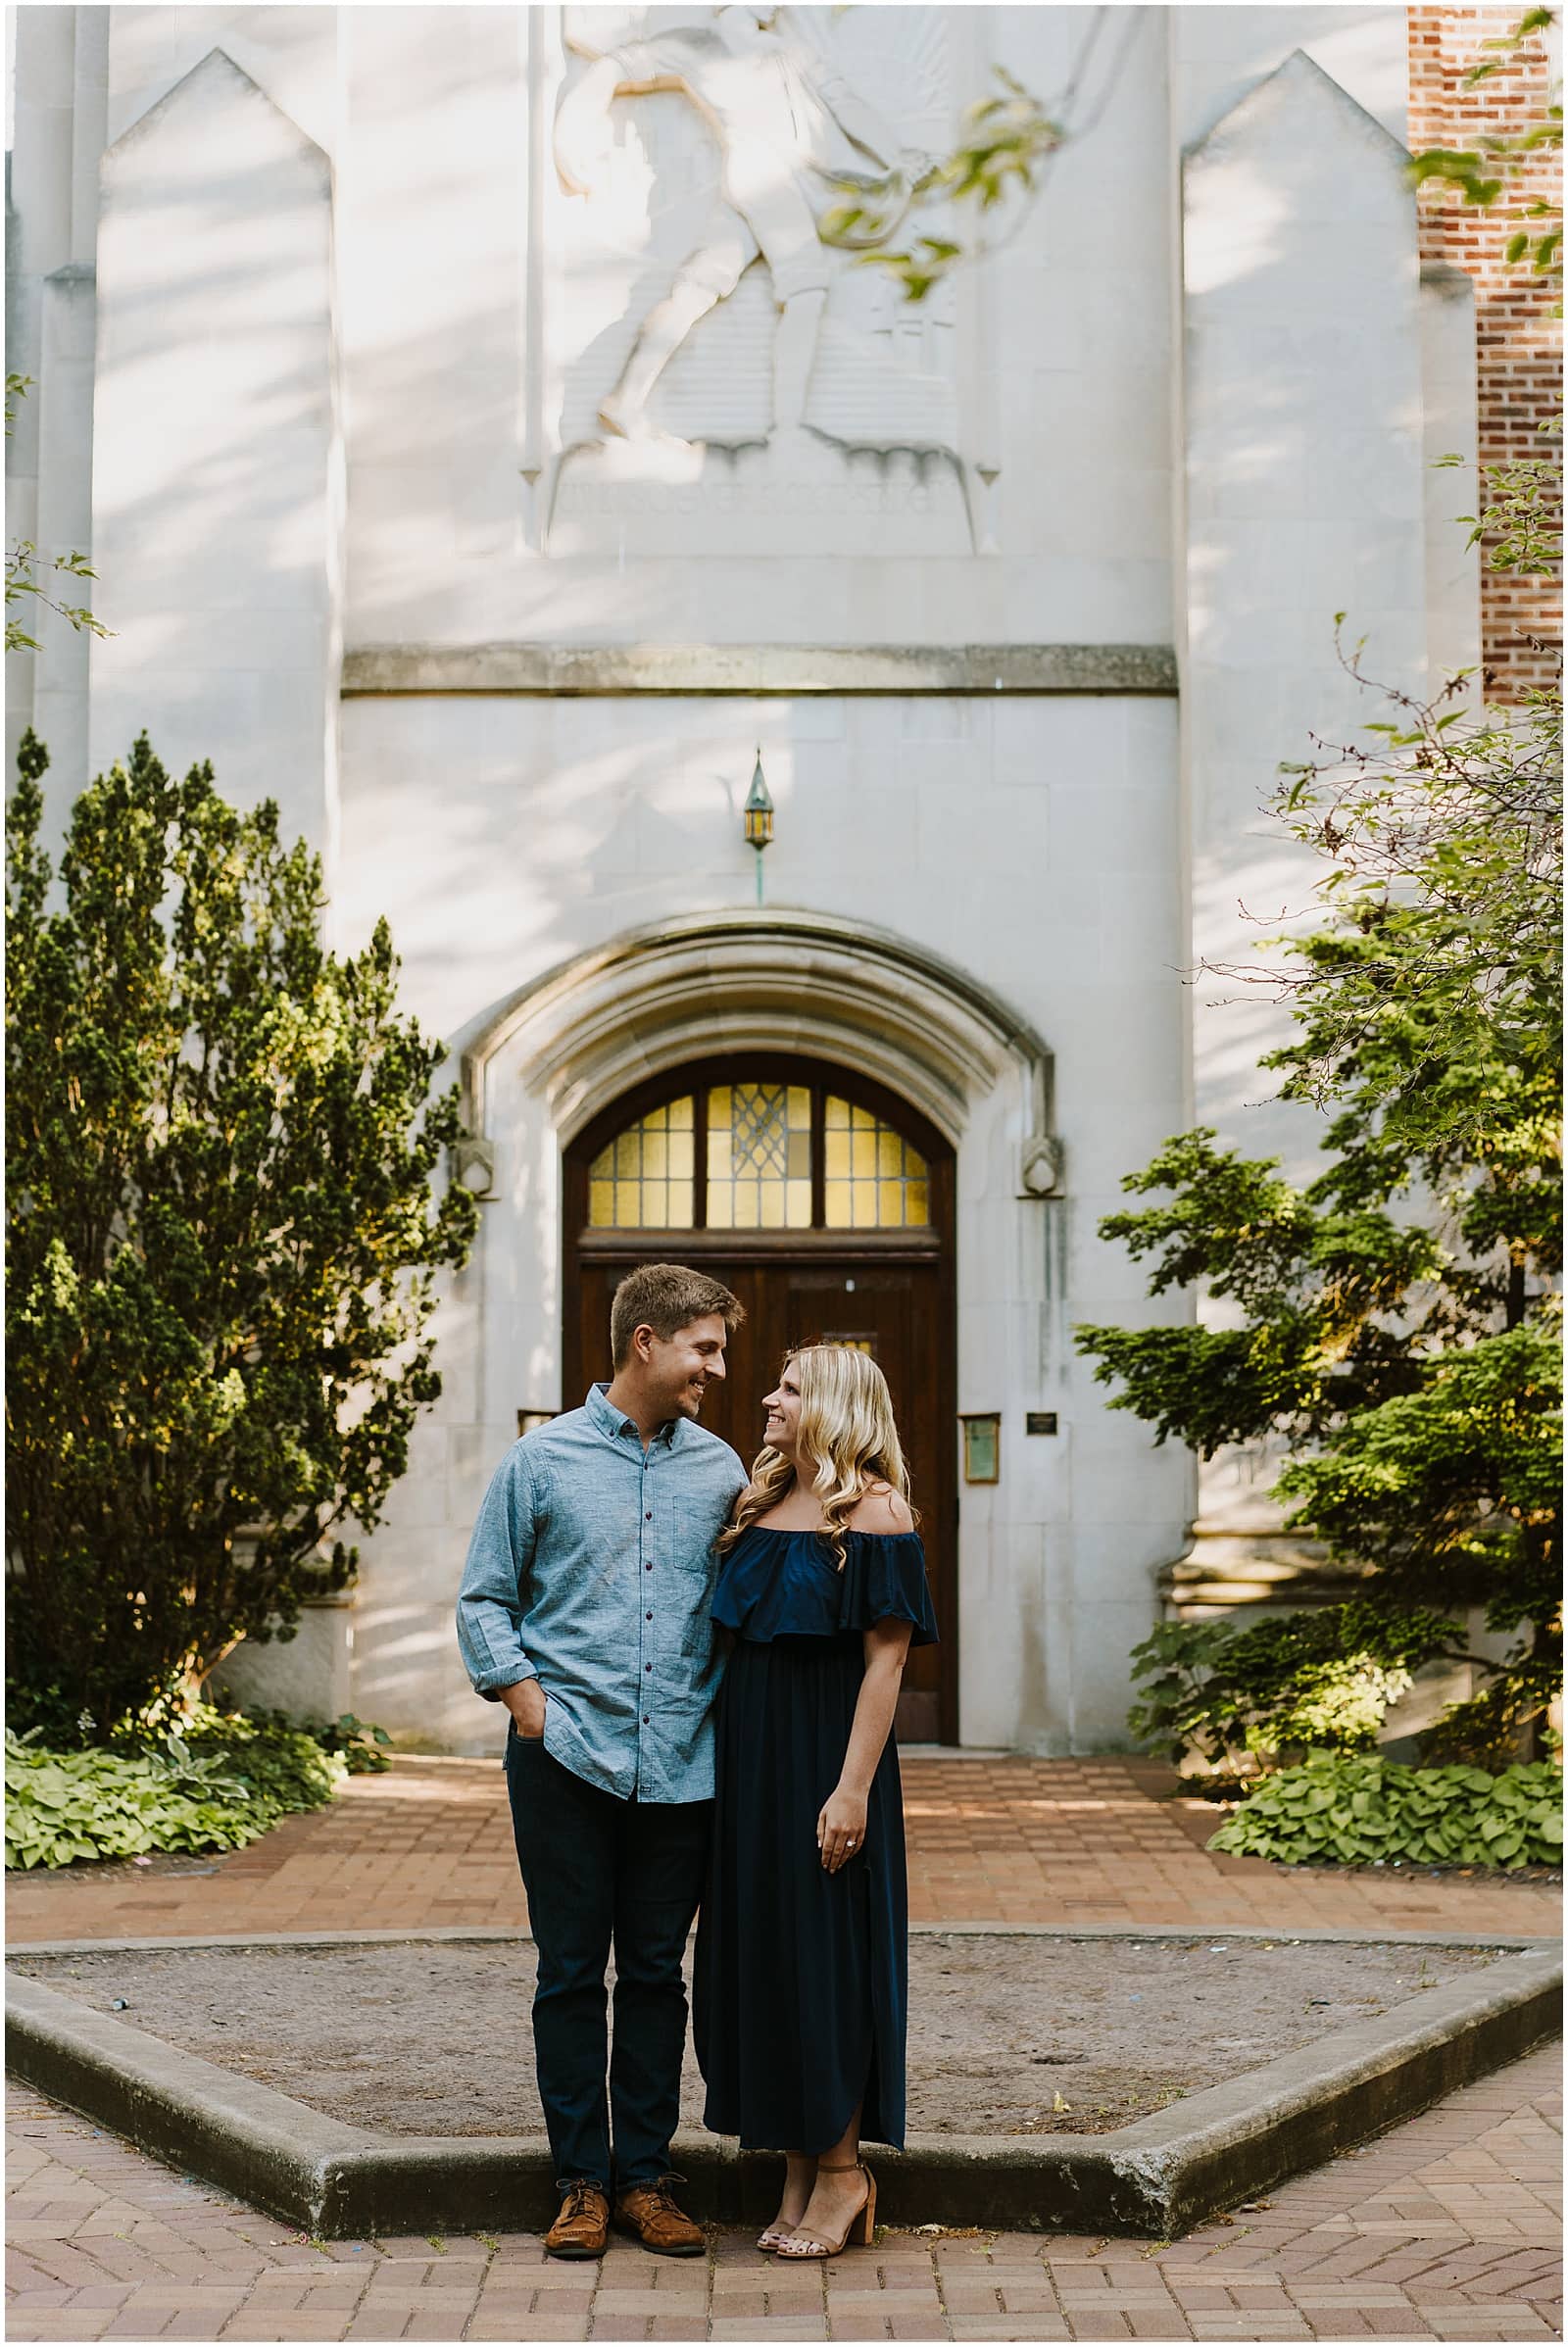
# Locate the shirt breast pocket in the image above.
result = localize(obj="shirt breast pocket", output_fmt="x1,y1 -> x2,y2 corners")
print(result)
667,1535 -> 718,1660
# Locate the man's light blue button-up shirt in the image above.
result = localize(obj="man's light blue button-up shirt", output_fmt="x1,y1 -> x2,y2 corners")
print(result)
456,1384 -> 749,1803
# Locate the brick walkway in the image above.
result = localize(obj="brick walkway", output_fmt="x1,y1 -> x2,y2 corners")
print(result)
5,2047 -> 1560,2340
5,1757 -> 1561,1945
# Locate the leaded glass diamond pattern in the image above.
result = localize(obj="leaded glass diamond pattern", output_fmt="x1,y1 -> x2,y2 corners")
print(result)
585,1079 -> 931,1232
708,1083 -> 812,1228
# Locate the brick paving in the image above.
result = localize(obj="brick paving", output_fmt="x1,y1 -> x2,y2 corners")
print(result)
5,1756 -> 1561,1945
5,2047 -> 1560,2341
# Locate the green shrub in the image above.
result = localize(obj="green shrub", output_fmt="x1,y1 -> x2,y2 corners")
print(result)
7,731 -> 476,1738
5,1709 -> 348,1871
1416,1657 -> 1563,1769
1128,1601 -> 1463,1776
234,1707 -> 394,1776
1208,1751 -> 1564,1870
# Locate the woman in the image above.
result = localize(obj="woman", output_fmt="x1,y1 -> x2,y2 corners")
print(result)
693,1345 -> 938,2260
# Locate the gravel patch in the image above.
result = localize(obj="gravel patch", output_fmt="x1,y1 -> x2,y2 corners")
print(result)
9,1935 -> 1506,2138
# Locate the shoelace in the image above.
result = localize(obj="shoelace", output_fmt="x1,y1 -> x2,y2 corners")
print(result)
564,2183 -> 602,2220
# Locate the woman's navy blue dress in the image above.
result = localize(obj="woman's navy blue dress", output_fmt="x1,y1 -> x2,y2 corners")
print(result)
693,1525 -> 938,2153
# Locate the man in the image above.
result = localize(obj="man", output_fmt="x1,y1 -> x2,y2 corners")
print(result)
554,4 -> 921,444
457,1264 -> 748,2260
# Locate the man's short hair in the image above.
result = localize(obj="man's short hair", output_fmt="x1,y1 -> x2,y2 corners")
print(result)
610,1263 -> 745,1370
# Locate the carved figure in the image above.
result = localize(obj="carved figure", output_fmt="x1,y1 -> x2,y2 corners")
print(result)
555,5 -> 927,444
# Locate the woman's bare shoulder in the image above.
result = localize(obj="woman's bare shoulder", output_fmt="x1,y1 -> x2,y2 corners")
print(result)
847,1482 -> 915,1536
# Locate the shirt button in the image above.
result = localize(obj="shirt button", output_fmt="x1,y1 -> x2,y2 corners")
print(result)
645,1661 -> 653,1672
645,1511 -> 653,1521
646,1562 -> 653,1572
643,1715 -> 650,1726
646,1611 -> 653,1622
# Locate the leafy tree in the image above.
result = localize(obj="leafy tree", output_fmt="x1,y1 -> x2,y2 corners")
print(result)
1077,9 -> 1562,1769
1076,444 -> 1561,1760
1128,1600 -> 1466,1778
6,731 -> 477,1738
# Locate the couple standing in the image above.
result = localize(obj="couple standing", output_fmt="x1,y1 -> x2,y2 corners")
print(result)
456,1262 -> 936,2262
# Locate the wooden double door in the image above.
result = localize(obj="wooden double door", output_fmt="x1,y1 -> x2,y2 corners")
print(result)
563,1058 -> 957,1742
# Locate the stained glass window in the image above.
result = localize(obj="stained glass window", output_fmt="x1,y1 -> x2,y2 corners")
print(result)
584,1079 -> 933,1232
586,1097 -> 695,1228
822,1097 -> 929,1228
707,1083 -> 812,1228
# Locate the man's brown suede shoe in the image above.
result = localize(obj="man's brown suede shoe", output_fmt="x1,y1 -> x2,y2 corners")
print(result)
612,2178 -> 705,2257
545,2181 -> 611,2260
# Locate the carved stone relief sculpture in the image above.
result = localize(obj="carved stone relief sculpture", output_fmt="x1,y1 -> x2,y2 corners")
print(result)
545,4 -> 977,556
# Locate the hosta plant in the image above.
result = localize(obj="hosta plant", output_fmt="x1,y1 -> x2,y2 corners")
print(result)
1208,1751 -> 1563,1870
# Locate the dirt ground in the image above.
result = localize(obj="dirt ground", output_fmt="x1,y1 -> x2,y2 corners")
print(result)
10,1933 -> 1510,2139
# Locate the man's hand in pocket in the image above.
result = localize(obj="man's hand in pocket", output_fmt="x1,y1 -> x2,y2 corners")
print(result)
503,1678 -> 548,1739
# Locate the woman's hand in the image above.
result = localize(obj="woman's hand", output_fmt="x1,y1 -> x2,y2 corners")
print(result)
817,1785 -> 868,1873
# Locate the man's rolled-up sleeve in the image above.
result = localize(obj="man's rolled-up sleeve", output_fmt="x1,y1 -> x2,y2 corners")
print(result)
456,1445 -> 539,1700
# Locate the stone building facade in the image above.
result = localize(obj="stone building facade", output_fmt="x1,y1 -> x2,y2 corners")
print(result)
5,6 -> 1535,1752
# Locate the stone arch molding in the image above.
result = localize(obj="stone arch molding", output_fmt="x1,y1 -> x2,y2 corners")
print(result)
460,910 -> 1058,1187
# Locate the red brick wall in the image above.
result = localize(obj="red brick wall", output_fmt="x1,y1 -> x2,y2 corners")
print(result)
1407,5 -> 1561,698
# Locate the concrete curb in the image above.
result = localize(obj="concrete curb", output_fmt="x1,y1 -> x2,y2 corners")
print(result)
6,1948 -> 1559,2238
10,1923 -> 1557,1958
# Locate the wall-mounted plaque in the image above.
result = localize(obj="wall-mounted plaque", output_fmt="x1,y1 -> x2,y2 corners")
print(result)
958,1412 -> 1000,1485
1025,1412 -> 1058,1436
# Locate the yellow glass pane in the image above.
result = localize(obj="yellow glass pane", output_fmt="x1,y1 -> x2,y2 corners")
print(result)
710,1086 -> 731,1127
852,1186 -> 878,1228
825,1097 -> 849,1130
758,1178 -> 785,1227
708,1186 -> 735,1229
878,1130 -> 904,1175
906,1181 -> 929,1225
824,1178 -> 851,1222
825,1132 -> 850,1178
788,1086 -> 810,1123
707,1131 -> 729,1179
786,1179 -> 811,1226
588,1099 -> 695,1226
852,1131 -> 877,1177
879,1179 -> 905,1223
787,1129 -> 810,1180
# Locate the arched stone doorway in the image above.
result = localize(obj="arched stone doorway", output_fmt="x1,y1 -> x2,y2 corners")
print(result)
564,1052 -> 957,1742
456,907 -> 1057,1755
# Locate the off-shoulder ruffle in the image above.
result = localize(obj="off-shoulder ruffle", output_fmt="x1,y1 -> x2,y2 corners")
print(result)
711,1527 -> 939,1647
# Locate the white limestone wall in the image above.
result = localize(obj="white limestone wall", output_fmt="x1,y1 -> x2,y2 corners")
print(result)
332,689 -> 1190,1754
1173,15 -> 1441,1593
1180,39 -> 1429,1160
332,2 -> 1172,648
89,47 -> 342,865
6,4 -> 1493,1749
5,6 -> 108,809
1420,265 -> 1483,690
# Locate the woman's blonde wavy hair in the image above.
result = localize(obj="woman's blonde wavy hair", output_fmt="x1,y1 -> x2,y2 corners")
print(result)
717,1345 -> 916,1573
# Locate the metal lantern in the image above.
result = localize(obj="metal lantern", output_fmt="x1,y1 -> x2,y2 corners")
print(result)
742,750 -> 774,903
